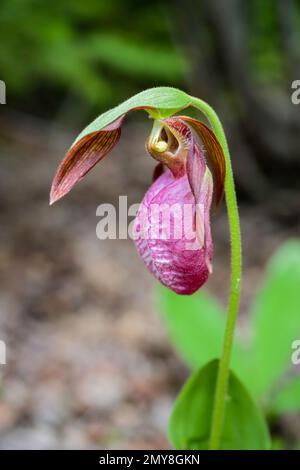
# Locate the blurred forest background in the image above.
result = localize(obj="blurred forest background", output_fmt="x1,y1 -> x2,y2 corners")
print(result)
0,0 -> 299,449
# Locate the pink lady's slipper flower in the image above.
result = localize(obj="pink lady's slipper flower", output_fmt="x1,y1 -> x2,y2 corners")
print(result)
50,98 -> 225,295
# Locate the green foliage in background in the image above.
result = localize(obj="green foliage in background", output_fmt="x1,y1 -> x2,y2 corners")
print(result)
0,0 -> 187,109
2,0 -> 300,113
159,240 -> 300,448
253,0 -> 300,81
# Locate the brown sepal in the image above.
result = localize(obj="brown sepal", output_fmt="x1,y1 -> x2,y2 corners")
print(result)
179,116 -> 226,208
50,117 -> 124,205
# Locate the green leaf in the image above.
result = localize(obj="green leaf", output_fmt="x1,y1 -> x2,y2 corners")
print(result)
272,374 -> 300,413
74,87 -> 192,144
271,437 -> 286,450
158,287 -> 250,379
169,360 -> 271,450
249,240 -> 300,398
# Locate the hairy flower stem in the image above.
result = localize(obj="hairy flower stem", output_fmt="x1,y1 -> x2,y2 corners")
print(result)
191,97 -> 242,450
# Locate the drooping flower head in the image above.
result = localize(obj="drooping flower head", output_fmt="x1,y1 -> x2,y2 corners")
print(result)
50,88 -> 225,295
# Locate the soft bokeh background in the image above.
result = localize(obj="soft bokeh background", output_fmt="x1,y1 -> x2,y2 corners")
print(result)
0,0 -> 299,449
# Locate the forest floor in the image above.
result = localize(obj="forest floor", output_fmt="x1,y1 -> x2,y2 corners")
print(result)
0,116 -> 299,449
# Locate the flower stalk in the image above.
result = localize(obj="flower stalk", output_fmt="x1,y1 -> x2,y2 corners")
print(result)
191,97 -> 242,450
